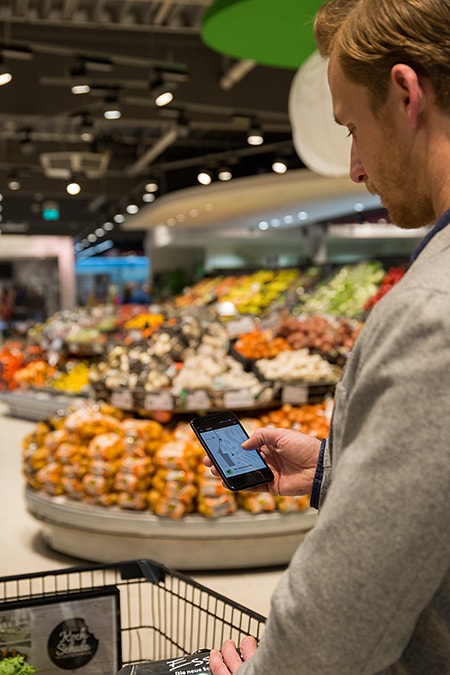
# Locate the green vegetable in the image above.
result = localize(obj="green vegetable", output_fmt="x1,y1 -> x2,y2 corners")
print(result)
0,656 -> 37,675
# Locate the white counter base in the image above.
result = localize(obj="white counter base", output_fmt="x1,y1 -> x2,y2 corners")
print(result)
26,489 -> 316,570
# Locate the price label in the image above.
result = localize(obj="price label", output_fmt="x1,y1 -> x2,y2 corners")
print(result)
226,317 -> 256,338
144,391 -> 174,411
260,311 -> 281,331
110,389 -> 134,410
282,384 -> 309,405
185,390 -> 211,410
223,389 -> 255,408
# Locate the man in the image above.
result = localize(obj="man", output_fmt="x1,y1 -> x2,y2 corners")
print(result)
207,0 -> 450,672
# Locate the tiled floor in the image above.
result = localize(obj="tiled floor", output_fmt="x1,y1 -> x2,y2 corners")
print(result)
0,407 -> 286,618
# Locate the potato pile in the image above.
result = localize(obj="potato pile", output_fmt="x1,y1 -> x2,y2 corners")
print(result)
23,402 -> 331,519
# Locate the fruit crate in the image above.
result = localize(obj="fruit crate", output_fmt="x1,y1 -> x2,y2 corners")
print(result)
0,559 -> 266,674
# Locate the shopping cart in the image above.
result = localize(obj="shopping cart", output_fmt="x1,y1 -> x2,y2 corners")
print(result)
0,559 -> 266,673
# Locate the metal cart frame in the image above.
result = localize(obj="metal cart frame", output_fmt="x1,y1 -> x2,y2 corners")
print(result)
0,559 -> 266,669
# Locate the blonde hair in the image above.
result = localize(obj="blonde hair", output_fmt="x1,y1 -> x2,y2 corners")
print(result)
314,0 -> 450,112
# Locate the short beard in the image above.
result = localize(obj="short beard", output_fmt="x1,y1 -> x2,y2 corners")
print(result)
365,180 -> 434,230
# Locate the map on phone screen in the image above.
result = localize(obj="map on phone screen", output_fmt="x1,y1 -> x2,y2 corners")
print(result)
200,424 -> 266,477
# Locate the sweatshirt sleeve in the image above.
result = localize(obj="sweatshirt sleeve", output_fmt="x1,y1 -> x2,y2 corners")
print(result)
236,286 -> 450,675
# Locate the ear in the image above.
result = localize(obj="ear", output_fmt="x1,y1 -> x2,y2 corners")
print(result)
390,64 -> 425,129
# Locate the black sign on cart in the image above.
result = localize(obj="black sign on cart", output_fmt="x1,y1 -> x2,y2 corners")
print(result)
0,587 -> 121,674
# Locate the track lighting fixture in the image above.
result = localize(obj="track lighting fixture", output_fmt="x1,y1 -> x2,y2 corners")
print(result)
7,173 -> 20,190
197,171 -> 212,186
218,168 -> 232,181
150,76 -> 174,107
272,159 -> 288,174
66,178 -> 81,195
0,59 -> 12,86
247,121 -> 264,146
104,94 -> 121,119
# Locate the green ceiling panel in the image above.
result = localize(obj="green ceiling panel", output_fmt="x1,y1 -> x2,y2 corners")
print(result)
201,0 -> 325,69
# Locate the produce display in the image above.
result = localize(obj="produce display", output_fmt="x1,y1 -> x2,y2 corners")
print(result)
175,267 -> 321,316
13,259 -> 408,536
363,266 -> 406,310
275,314 -> 362,364
22,401 -> 331,519
297,262 -> 386,318
2,261 -> 405,405
255,349 -> 339,383
0,342 -> 46,390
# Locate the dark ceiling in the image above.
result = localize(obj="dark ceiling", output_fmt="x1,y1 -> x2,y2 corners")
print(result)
0,0 -> 304,246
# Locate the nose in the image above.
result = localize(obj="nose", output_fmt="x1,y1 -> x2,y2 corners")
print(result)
349,139 -> 367,184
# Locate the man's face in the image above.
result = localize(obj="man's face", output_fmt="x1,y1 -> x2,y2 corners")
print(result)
327,53 -> 434,229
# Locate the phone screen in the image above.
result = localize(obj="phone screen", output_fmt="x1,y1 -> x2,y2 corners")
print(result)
191,412 -> 273,491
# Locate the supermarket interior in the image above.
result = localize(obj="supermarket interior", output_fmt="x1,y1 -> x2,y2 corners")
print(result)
0,0 -> 441,671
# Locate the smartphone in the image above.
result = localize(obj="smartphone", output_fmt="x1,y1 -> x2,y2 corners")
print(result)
190,411 -> 274,491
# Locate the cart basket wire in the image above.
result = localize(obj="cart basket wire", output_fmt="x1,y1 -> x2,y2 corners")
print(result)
0,558 -> 266,668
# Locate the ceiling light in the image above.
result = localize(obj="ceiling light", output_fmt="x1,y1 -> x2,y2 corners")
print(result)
70,62 -> 90,94
142,193 -> 155,203
218,169 -> 232,181
298,211 -> 308,221
7,174 -> 20,190
66,179 -> 81,195
126,203 -> 139,215
104,95 -> 121,119
272,159 -> 288,174
258,221 -> 269,230
113,213 -> 125,223
104,105 -> 121,120
0,61 -> 13,87
95,228 -> 105,237
150,77 -> 174,107
79,113 -> 95,141
72,84 -> 91,95
197,171 -> 212,185
88,233 -> 97,243
144,181 -> 158,193
103,221 -> 114,231
247,122 -> 264,146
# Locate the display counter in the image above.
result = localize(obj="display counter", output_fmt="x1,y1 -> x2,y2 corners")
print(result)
26,488 -> 316,570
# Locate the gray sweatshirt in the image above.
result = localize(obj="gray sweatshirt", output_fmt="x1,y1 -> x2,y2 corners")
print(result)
238,217 -> 450,674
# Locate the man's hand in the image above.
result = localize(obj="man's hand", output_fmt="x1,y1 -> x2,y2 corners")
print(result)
203,427 -> 322,496
209,636 -> 258,674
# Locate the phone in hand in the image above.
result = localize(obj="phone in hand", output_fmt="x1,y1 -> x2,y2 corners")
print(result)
190,411 -> 274,491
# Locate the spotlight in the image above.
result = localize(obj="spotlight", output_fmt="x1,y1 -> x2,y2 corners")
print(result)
144,181 -> 158,193
150,77 -> 174,107
197,171 -> 212,186
66,179 -> 81,195
70,62 -> 90,94
126,203 -> 139,215
0,61 -> 13,87
104,94 -> 121,119
272,159 -> 288,174
7,174 -> 20,190
247,122 -> 264,146
218,169 -> 232,181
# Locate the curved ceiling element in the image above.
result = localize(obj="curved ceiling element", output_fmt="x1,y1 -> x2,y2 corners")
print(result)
289,51 -> 351,177
201,0 -> 324,69
123,169 -> 381,233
